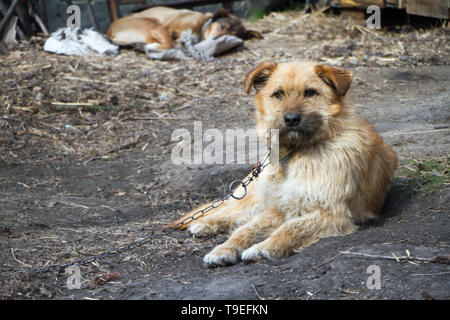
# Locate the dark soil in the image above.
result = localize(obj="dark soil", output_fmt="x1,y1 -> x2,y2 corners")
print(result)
0,11 -> 448,300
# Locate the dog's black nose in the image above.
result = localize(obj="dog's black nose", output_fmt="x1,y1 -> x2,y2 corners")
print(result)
284,113 -> 301,127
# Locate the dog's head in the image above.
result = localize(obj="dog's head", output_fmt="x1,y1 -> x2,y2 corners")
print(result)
244,61 -> 353,148
203,8 -> 263,40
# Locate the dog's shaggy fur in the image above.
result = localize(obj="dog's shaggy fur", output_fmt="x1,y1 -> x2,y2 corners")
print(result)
173,61 -> 398,266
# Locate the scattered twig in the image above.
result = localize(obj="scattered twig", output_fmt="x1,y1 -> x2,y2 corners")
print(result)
392,128 -> 450,136
339,251 -> 450,264
305,289 -> 322,300
17,182 -> 31,189
100,205 -> 116,212
83,136 -> 147,164
122,117 -> 191,121
340,289 -> 359,295
159,85 -> 202,98
312,252 -> 343,269
63,76 -> 120,87
252,284 -> 265,300
51,101 -> 96,107
57,201 -> 90,209
11,248 -> 32,268
411,271 -> 450,276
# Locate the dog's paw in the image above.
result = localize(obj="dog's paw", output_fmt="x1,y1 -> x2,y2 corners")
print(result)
241,240 -> 289,262
203,245 -> 240,267
188,221 -> 213,237
241,245 -> 272,263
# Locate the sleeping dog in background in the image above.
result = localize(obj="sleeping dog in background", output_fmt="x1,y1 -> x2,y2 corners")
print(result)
172,61 -> 398,266
107,6 -> 262,49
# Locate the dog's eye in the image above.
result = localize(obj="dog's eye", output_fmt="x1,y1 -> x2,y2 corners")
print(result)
304,89 -> 318,98
271,90 -> 285,99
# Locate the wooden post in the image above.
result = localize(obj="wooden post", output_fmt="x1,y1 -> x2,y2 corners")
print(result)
36,0 -> 48,28
108,0 -> 120,21
132,0 -> 238,12
0,0 -> 20,37
28,1 -> 49,35
406,0 -> 448,19
15,2 -> 33,37
86,0 -> 99,30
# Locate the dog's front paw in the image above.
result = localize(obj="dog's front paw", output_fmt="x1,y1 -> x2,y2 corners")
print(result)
241,241 -> 287,263
188,221 -> 214,237
203,245 -> 240,267
241,245 -> 271,263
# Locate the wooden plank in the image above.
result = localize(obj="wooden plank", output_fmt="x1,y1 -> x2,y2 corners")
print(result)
108,0 -> 120,21
119,0 -> 147,4
134,0 -> 235,11
406,0 -> 448,19
339,0 -> 385,8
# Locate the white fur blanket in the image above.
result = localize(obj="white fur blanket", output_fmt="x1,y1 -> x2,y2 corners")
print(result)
43,28 -> 119,56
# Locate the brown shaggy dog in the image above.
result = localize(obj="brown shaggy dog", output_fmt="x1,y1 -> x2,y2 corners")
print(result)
173,61 -> 398,266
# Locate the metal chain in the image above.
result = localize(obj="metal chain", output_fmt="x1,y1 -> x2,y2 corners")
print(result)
1,152 -> 271,278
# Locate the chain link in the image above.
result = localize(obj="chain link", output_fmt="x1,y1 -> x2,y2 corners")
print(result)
1,152 -> 271,278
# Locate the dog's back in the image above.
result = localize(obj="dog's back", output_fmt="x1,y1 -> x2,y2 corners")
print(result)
131,6 -> 212,39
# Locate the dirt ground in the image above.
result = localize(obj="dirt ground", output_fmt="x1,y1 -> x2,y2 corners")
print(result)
0,10 -> 449,300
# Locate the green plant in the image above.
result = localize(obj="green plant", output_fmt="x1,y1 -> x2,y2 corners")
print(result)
248,9 -> 265,22
395,158 -> 449,194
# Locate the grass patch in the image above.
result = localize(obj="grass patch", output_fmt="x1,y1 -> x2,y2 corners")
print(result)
248,9 -> 265,22
247,1 -> 306,22
395,157 -> 449,194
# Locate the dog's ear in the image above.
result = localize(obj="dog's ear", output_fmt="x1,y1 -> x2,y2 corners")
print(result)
212,8 -> 230,21
245,29 -> 263,40
244,62 -> 277,94
315,65 -> 352,96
